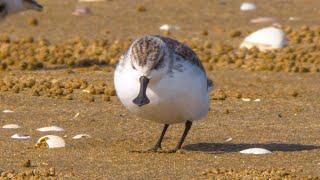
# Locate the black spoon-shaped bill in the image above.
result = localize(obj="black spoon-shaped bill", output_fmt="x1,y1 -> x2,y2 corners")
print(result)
133,76 -> 150,107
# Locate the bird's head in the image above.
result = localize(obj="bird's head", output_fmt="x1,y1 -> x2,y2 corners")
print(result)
129,36 -> 169,107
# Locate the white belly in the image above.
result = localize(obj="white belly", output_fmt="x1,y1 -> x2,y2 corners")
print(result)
114,63 -> 209,124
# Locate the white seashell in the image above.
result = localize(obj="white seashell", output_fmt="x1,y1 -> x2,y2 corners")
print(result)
240,148 -> 272,154
2,124 -> 21,129
288,17 -> 300,21
254,99 -> 261,102
240,27 -> 287,51
36,126 -> 64,132
240,2 -> 256,11
74,112 -> 80,118
2,109 -> 14,113
250,17 -> 276,24
241,98 -> 251,102
225,137 -> 233,142
11,134 -> 31,140
159,24 -> 180,31
35,135 -> 66,149
72,134 -> 91,139
72,7 -> 91,16
82,89 -> 91,93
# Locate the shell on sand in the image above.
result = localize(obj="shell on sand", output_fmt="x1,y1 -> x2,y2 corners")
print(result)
2,109 -> 14,113
250,17 -> 277,24
11,134 -> 31,140
288,17 -> 300,21
35,135 -> 66,149
36,126 -> 64,132
72,7 -> 91,16
240,27 -> 287,51
240,148 -> 272,154
72,134 -> 91,139
241,98 -> 251,102
240,2 -> 256,11
159,24 -> 180,31
2,124 -> 21,129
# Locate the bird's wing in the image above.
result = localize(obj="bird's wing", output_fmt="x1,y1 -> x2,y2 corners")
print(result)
154,35 -> 205,71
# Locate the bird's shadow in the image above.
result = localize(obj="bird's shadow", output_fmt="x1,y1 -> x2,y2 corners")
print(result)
183,142 -> 320,153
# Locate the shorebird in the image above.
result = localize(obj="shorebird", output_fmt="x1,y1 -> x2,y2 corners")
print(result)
114,35 -> 213,152
0,0 -> 43,19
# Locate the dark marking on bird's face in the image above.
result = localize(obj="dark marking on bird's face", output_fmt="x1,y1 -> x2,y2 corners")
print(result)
130,36 -> 164,70
132,76 -> 150,107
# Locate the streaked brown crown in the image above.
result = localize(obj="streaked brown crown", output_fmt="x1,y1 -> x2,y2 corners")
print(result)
130,36 -> 163,69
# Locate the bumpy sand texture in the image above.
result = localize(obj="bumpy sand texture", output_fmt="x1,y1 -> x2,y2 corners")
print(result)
0,0 -> 319,179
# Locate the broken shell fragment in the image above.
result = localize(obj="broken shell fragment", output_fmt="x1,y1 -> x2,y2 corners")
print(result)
159,24 -> 180,31
2,109 -> 14,113
241,98 -> 251,102
72,7 -> 91,16
2,124 -> 21,129
82,89 -> 91,93
11,134 -> 31,140
72,134 -> 91,139
35,135 -> 66,149
240,148 -> 272,154
36,126 -> 65,132
288,17 -> 300,21
240,2 -> 256,11
240,27 -> 287,51
250,17 -> 276,24
74,112 -> 80,118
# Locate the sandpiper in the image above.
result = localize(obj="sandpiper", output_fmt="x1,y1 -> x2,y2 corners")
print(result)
114,35 -> 213,152
0,0 -> 43,19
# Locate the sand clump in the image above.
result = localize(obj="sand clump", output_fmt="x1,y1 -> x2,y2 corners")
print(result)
0,77 -> 115,100
0,25 -> 319,74
0,167 -> 60,179
201,168 -> 319,179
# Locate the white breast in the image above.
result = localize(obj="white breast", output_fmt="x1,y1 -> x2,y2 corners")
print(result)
114,56 -> 210,124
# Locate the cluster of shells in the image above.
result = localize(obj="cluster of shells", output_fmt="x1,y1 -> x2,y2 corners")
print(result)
0,25 -> 319,74
0,167 -> 58,179
0,77 -> 116,101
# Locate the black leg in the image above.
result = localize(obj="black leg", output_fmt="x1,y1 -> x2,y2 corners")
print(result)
151,124 -> 169,150
173,121 -> 192,151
